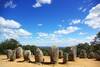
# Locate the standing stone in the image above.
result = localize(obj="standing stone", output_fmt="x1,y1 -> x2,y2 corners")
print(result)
23,50 -> 31,62
95,50 -> 100,61
79,49 -> 87,58
50,45 -> 59,64
68,46 -> 77,61
63,53 -> 68,64
16,47 -> 23,58
10,50 -> 16,61
87,52 -> 95,59
6,49 -> 12,59
35,48 -> 44,63
59,50 -> 63,59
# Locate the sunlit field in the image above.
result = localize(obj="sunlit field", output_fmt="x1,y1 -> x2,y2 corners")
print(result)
0,55 -> 100,67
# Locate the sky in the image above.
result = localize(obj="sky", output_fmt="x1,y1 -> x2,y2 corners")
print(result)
0,0 -> 100,47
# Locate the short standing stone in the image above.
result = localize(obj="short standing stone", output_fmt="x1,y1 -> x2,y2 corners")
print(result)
79,49 -> 87,58
16,47 -> 23,58
35,48 -> 44,63
23,50 -> 31,62
10,50 -> 16,61
6,49 -> 12,59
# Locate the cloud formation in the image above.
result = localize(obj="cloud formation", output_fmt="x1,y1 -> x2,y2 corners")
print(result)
0,17 -> 32,39
69,19 -> 81,25
33,0 -> 51,8
84,4 -> 100,29
4,0 -> 17,8
54,26 -> 80,35
79,32 -> 87,35
0,17 -> 21,28
35,26 -> 81,46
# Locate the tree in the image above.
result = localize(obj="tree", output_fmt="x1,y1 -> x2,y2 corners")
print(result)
22,45 -> 37,55
0,39 -> 20,54
77,42 -> 90,57
97,32 -> 100,38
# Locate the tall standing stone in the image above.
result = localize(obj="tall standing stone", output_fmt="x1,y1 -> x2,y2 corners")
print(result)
63,52 -> 68,64
68,46 -> 77,61
50,45 -> 59,64
59,50 -> 63,59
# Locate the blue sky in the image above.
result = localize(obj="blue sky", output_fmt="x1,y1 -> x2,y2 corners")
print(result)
0,0 -> 100,46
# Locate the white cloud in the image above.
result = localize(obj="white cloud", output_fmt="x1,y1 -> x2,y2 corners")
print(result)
0,17 -> 32,39
85,35 -> 96,42
37,32 -> 48,37
54,26 -> 80,35
35,26 -> 80,46
79,32 -> 87,35
0,17 -> 21,29
78,6 -> 87,12
16,29 -> 32,36
78,7 -> 83,10
33,0 -> 51,8
84,4 -> 100,29
65,38 -> 85,46
37,24 -> 43,26
4,0 -> 16,8
69,19 -> 81,25
34,35 -> 86,46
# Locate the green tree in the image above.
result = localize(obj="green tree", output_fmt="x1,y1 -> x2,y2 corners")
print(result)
22,45 -> 37,55
0,38 -> 20,54
97,32 -> 100,38
77,42 -> 90,57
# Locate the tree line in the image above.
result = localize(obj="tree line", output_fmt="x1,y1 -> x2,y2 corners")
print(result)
0,32 -> 100,57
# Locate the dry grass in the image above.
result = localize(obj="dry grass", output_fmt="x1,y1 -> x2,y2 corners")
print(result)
0,55 -> 100,67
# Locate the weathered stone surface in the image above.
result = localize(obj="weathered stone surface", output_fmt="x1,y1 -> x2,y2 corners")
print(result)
63,52 -> 68,64
35,48 -> 44,63
79,49 -> 87,58
59,50 -> 63,59
95,50 -> 100,61
87,52 -> 95,59
6,49 -> 12,59
68,46 -> 77,61
49,45 -> 59,64
23,50 -> 31,62
9,50 -> 16,61
16,47 -> 23,58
